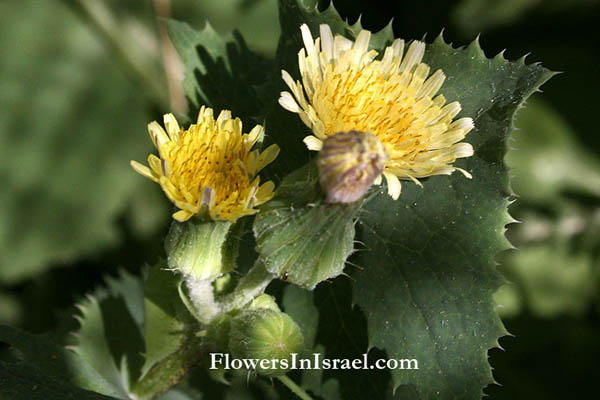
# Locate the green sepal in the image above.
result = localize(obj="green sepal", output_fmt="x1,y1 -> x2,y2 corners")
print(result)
165,218 -> 238,281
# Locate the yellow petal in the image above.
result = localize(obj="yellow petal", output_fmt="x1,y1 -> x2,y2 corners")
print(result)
455,167 -> 473,179
173,209 -> 193,222
148,154 -> 164,176
130,160 -> 158,182
247,125 -> 264,148
303,135 -> 323,151
319,24 -> 334,61
257,144 -> 280,171
399,40 -> 425,72
148,121 -> 169,149
255,181 -> 276,205
163,113 -> 181,141
279,91 -> 301,113
383,171 -> 402,200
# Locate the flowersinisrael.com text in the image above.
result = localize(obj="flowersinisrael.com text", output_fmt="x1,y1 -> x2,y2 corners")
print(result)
210,353 -> 419,371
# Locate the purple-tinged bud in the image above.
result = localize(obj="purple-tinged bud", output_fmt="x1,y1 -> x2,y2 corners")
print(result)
318,131 -> 388,203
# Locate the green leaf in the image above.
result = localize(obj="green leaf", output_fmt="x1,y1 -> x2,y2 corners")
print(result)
310,278 -> 397,399
0,0 -> 167,283
253,169 -> 358,290
351,37 -> 554,398
184,0 -> 280,55
282,285 -> 318,349
142,265 -> 197,377
0,362 -> 119,400
0,325 -> 123,398
71,270 -> 145,395
167,19 -> 272,122
278,285 -> 343,399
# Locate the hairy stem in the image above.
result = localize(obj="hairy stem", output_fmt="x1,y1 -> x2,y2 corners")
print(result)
218,262 -> 274,313
277,375 -> 314,400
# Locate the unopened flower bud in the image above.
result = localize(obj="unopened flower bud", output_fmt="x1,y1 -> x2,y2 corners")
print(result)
229,308 -> 304,377
248,294 -> 280,311
318,131 -> 388,203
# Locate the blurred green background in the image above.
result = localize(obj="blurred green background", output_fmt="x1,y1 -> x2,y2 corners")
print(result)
1,0 -> 598,398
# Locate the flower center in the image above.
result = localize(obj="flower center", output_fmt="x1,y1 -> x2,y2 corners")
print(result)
164,128 -> 250,207
313,65 -> 434,159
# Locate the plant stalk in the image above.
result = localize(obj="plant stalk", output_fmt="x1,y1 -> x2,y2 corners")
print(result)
218,262 -> 274,313
277,375 -> 314,400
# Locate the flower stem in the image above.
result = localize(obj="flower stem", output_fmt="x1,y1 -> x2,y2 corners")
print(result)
219,262 -> 274,313
276,375 -> 314,400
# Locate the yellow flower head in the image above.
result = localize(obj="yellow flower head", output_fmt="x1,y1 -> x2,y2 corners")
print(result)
279,24 -> 474,199
131,107 -> 279,222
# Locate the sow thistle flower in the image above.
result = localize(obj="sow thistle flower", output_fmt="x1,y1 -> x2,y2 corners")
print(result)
279,24 -> 475,199
131,106 -> 279,222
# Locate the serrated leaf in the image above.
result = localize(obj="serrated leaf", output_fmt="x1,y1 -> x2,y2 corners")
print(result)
189,0 -> 280,55
0,361 -> 119,400
0,0 -> 166,283
167,19 -> 272,123
0,325 -> 122,397
350,36 -> 554,398
72,270 -> 145,396
141,265 -> 197,377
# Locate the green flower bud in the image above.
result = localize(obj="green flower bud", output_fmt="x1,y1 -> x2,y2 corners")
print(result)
165,218 -> 237,280
229,308 -> 304,377
318,130 -> 388,203
248,294 -> 280,311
